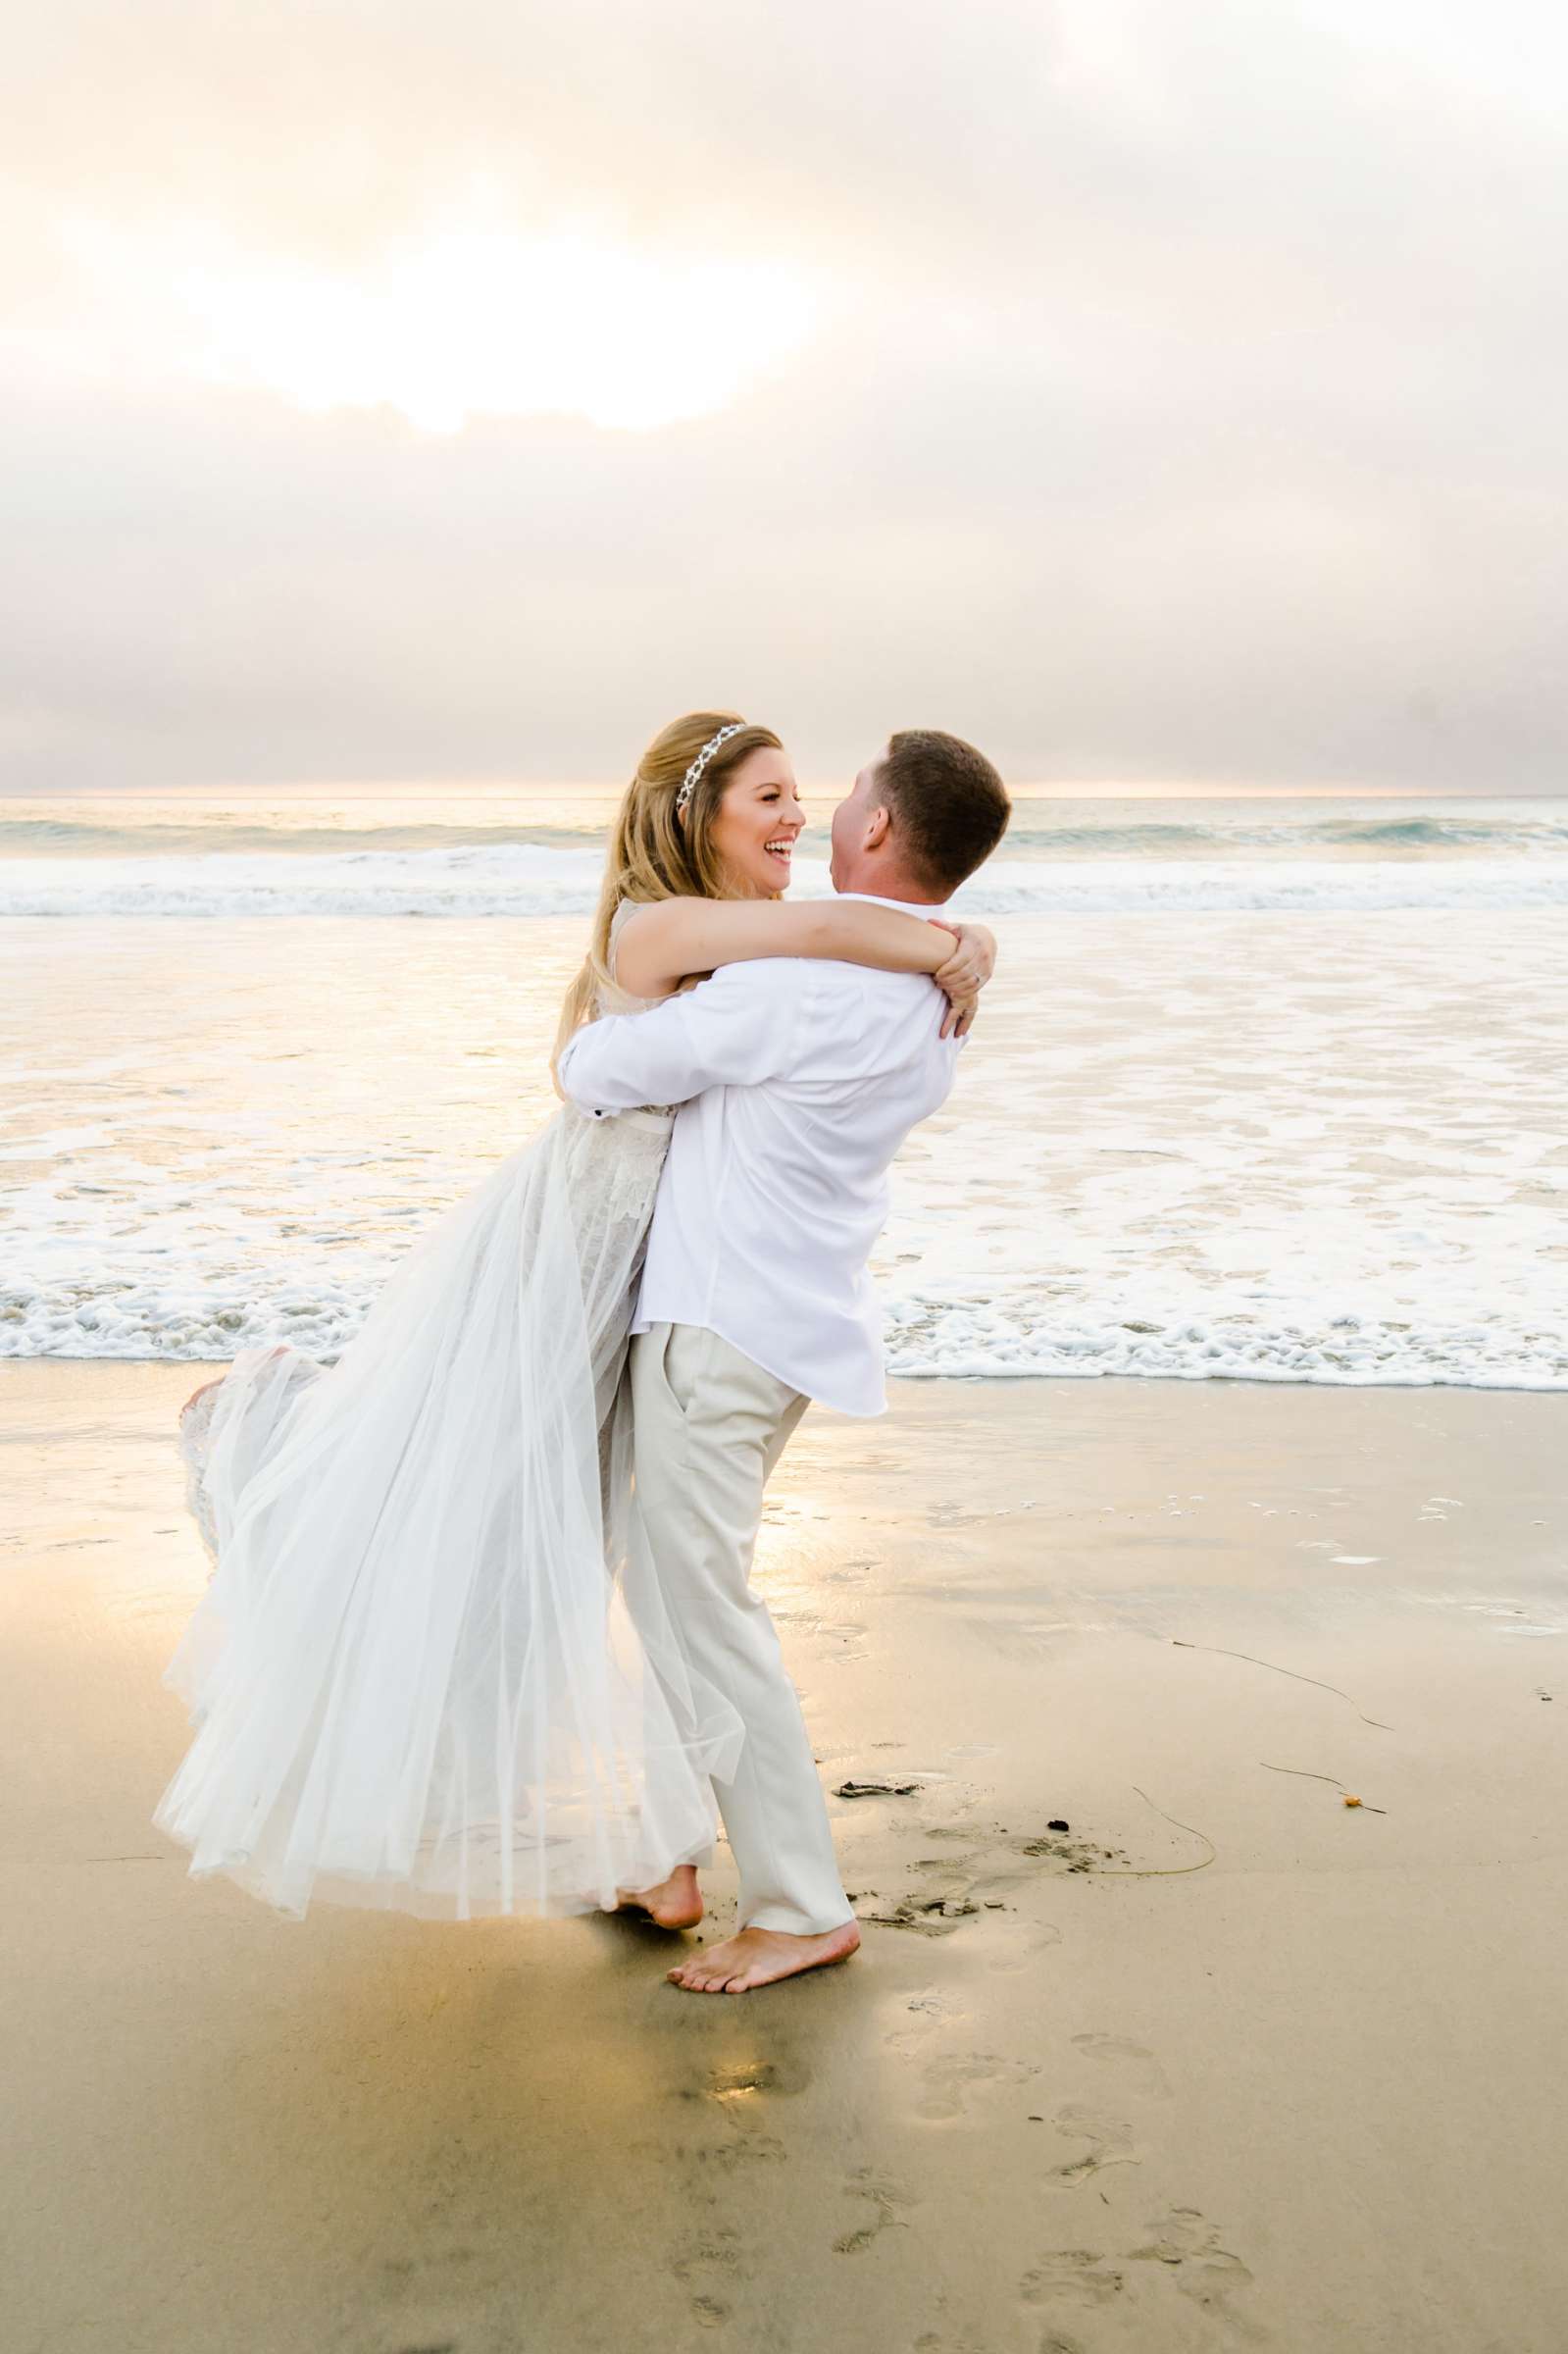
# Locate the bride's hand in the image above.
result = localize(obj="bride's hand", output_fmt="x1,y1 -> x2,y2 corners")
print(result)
930,921 -> 996,1040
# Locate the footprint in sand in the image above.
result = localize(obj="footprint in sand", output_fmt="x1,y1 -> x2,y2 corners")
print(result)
1020,2208 -> 1257,2341
675,2055 -> 803,2170
902,1987 -> 964,2021
1129,2204 -> 1257,2318
861,1829 -> 1066,1944
914,2052 -> 1041,2122
1041,2104 -> 1139,2187
833,2167 -> 914,2255
705,2128 -> 787,2170
813,1615 -> 870,1662
859,1856 -> 983,1935
1070,2031 -> 1172,2100
908,1849 -> 986,1876
860,1894 -> 980,1935
983,1919 -> 1063,1973
1014,1827 -> 1131,1876
670,2226 -> 743,2328
1020,2247 -> 1127,2308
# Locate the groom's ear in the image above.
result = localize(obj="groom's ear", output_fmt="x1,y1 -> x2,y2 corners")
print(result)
863,800 -> 892,852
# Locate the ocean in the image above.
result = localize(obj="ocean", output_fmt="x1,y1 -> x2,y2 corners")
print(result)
3,787 -> 1564,1390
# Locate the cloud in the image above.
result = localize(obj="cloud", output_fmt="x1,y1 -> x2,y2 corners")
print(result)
2,0 -> 1566,788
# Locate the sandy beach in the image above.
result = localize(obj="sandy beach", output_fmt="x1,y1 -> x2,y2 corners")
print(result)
5,1358 -> 1566,2352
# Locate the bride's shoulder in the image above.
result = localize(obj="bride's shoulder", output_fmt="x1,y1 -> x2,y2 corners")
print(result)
608,895 -> 689,969
603,898 -> 669,1005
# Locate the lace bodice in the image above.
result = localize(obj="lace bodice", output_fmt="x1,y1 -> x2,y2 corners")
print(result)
553,901 -> 677,1221
588,901 -> 678,1126
600,899 -> 662,1016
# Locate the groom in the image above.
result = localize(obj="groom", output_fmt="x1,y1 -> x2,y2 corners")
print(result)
557,728 -> 1010,1993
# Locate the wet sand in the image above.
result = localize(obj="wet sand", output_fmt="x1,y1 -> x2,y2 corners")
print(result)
4,1360 -> 1567,2353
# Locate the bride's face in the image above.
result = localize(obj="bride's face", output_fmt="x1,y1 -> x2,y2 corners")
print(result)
707,747 -> 806,896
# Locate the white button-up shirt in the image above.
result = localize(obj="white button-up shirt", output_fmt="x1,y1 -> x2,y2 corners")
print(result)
555,893 -> 960,1416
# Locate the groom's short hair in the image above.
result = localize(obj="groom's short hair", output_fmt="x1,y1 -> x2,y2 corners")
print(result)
878,730 -> 1010,895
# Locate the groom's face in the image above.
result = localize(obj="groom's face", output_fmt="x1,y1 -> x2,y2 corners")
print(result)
829,749 -> 889,892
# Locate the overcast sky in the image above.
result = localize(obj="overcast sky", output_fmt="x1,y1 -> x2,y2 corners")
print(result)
4,0 -> 1566,793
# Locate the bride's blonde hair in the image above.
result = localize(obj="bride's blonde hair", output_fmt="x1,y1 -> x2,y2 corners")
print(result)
552,709 -> 784,1063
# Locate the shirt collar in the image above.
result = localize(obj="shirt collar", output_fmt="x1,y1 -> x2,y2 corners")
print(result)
834,889 -> 952,919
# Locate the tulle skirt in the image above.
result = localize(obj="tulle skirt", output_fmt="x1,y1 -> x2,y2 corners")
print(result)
155,1102 -> 740,1921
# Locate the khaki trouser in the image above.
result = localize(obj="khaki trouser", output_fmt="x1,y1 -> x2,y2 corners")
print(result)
630,1322 -> 853,1935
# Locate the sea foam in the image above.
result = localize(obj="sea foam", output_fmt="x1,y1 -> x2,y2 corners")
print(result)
2,845 -> 1566,919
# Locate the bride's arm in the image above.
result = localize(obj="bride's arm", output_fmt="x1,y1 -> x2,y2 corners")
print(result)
613,895 -> 995,1006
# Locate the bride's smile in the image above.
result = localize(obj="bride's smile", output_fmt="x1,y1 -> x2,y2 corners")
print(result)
705,748 -> 807,896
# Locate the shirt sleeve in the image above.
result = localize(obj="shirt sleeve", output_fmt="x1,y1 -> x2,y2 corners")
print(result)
556,962 -> 806,1115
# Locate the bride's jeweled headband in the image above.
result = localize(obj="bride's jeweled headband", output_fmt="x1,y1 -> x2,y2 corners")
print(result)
676,722 -> 746,816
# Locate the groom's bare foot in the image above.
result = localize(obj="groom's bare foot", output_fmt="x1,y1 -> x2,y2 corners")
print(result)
667,1917 -> 860,1994
616,1864 -> 703,1930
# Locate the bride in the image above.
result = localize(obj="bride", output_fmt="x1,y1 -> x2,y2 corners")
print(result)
156,712 -> 994,1925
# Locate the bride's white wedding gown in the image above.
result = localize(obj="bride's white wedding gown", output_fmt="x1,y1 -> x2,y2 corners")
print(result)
156,905 -> 736,1920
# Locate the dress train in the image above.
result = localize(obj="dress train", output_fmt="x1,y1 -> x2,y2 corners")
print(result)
156,933 -> 734,1921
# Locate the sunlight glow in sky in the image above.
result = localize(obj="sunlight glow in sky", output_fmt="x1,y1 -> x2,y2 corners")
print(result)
8,0 -> 1566,787
57,211 -> 822,434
